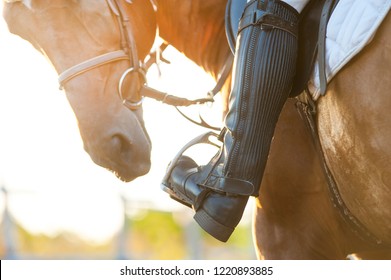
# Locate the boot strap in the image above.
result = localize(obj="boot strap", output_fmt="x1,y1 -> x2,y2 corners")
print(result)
238,0 -> 299,37
204,176 -> 255,196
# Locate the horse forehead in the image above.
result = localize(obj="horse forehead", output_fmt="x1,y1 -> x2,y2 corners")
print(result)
3,0 -> 110,24
4,0 -> 32,9
3,0 -> 109,9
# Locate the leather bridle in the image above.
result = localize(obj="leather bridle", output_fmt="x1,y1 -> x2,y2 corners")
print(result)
57,0 -> 232,113
58,0 -> 147,110
9,0 -> 233,127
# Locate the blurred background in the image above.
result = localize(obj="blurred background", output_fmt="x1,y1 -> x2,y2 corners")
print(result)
0,5 -> 256,259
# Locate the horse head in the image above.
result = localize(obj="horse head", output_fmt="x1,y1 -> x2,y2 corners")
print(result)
3,0 -> 157,181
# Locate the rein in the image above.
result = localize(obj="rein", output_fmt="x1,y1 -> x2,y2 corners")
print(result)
57,0 -> 231,120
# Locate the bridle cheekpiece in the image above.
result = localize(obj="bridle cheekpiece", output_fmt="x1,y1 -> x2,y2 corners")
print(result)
58,0 -> 147,110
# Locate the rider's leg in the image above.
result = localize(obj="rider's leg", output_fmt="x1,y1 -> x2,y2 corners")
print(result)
166,0 -> 299,242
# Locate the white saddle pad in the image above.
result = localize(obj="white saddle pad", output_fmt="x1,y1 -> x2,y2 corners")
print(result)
308,0 -> 391,100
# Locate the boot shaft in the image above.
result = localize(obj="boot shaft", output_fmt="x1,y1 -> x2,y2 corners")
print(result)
221,0 -> 299,194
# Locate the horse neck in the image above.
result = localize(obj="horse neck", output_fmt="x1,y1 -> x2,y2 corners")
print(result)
127,0 -> 157,59
155,0 -> 230,78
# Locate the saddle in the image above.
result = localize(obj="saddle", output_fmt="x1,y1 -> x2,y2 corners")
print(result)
225,0 -> 336,97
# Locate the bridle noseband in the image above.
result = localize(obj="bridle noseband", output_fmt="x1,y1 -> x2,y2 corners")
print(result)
58,0 -> 147,110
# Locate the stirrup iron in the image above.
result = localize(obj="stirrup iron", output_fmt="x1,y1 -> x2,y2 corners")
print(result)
161,131 -> 221,206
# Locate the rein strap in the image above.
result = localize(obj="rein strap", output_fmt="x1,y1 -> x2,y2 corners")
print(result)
139,51 -> 233,107
140,85 -> 214,106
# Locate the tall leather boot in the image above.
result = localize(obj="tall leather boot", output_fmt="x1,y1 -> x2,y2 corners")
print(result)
162,0 -> 299,242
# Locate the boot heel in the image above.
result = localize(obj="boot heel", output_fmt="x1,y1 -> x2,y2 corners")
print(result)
194,208 -> 234,242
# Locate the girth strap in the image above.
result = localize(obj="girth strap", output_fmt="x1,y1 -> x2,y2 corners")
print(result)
295,92 -> 387,247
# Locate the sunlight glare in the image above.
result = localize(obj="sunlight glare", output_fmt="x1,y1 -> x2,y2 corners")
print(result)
0,6 -> 224,244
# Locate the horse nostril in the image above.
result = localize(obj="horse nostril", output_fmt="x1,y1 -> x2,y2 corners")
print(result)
111,134 -> 132,155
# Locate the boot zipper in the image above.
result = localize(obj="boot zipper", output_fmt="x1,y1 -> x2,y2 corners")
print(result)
225,26 -> 259,177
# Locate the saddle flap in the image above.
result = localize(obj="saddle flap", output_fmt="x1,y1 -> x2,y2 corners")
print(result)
291,0 -> 327,96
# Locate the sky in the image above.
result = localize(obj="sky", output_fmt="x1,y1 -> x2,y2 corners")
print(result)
0,4 -> 233,244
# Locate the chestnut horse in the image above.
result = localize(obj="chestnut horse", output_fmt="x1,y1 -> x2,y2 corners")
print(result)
3,0 -> 391,259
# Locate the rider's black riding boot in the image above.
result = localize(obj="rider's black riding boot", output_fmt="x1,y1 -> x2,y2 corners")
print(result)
163,0 -> 299,242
